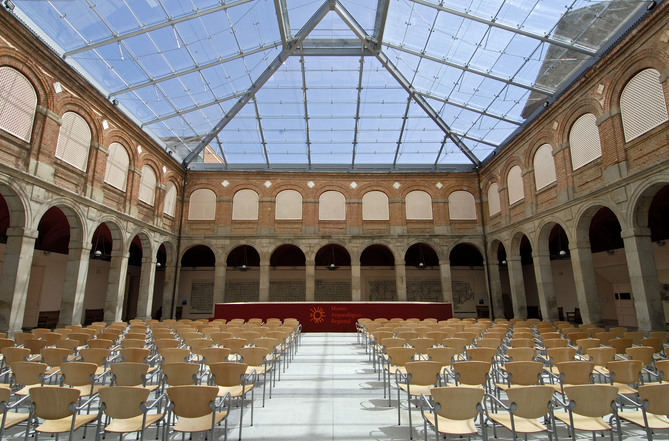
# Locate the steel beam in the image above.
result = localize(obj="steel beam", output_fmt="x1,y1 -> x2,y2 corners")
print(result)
274,0 -> 292,44
182,0 -> 331,166
373,0 -> 390,43
299,54 -> 312,168
142,92 -> 245,126
63,0 -> 255,57
407,0 -> 597,56
393,97 -> 412,167
350,54 -> 365,168
419,92 -> 522,126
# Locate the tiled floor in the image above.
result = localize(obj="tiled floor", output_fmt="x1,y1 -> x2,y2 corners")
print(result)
7,332 -> 658,440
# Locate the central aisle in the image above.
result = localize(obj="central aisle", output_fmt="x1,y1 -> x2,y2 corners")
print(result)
241,332 -> 405,441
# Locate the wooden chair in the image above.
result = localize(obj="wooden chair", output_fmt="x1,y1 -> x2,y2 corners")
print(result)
160,347 -> 190,364
60,362 -> 102,397
208,362 -> 255,441
551,361 -> 594,395
618,383 -> 669,440
585,346 -> 616,374
608,338 -> 633,355
201,347 -> 232,366
162,362 -> 199,387
486,385 -> 556,439
575,338 -> 600,353
451,361 -> 490,388
425,347 -> 456,376
97,386 -> 164,440
442,338 -> 467,355
495,361 -> 543,391
0,385 -> 28,438
79,348 -> 109,376
110,362 -> 157,391
383,347 -> 416,404
25,386 -> 97,440
420,386 -> 485,440
11,361 -> 46,395
625,345 -> 655,368
554,384 -> 620,441
40,347 -> 72,376
87,339 -> 113,350
606,360 -> 642,395
238,347 -> 274,406
166,385 -> 230,441
504,347 -> 536,362
120,339 -> 145,349
396,361 -> 442,439
119,347 -> 152,365
467,347 -> 497,363
408,337 -> 436,358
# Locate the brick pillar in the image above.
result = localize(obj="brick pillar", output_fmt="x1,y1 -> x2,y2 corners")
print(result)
161,263 -> 178,320
259,262 -> 270,302
213,262 -> 226,305
305,260 -> 315,301
569,245 -> 601,324
0,228 -> 37,334
104,250 -> 130,322
136,256 -> 157,320
58,245 -> 91,327
439,262 -> 453,303
507,256 -> 527,319
487,263 -> 505,320
622,230 -> 664,331
395,263 -> 407,301
532,252 -> 559,321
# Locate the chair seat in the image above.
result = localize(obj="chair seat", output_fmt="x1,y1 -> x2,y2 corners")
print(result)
386,365 -> 407,375
397,383 -> 434,396
94,366 -> 106,376
554,411 -> 611,431
495,383 -> 538,391
36,413 -> 98,433
217,384 -> 254,398
423,412 -> 477,435
245,365 -> 269,375
173,411 -> 228,433
105,413 -> 164,433
70,384 -> 104,396
619,410 -> 669,429
612,382 -> 637,395
594,366 -> 609,375
2,410 -> 29,429
16,384 -> 58,396
488,413 -> 547,434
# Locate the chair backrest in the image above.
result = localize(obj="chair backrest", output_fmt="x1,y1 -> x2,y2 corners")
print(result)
542,338 -> 568,349
29,387 -> 80,420
0,386 -> 9,404
638,383 -> 669,415
607,360 -> 642,385
505,347 -> 536,362
407,337 -> 435,353
209,362 -> 248,387
120,348 -> 150,363
575,338 -> 600,353
623,331 -> 644,345
504,361 -> 543,386
155,339 -> 179,351
380,338 -> 406,349
547,347 -> 576,364
125,333 -> 146,341
121,339 -> 145,349
655,360 -> 669,382
593,332 -> 613,345
443,338 -> 467,354
506,385 -> 554,419
2,346 -> 28,364
88,339 -> 114,349
649,331 -> 669,342
168,385 -> 219,418
563,384 -> 617,417
23,339 -> 47,355
239,347 -> 270,366
608,338 -> 632,355
404,361 -> 442,386
111,362 -> 148,386
509,338 -> 534,348
55,339 -> 79,351
11,361 -> 46,385
452,361 -> 490,386
80,348 -> 109,366
467,347 -> 497,363
625,346 -> 655,366
220,337 -> 248,353
68,333 -> 89,345
426,347 -> 456,365
61,362 -> 97,386
162,362 -> 199,386
476,338 -> 501,349
430,387 -> 484,420
454,332 -> 477,345
640,337 -> 663,353
585,347 -> 616,367
385,347 -> 416,367
161,348 -> 191,363
201,347 -> 231,365
40,347 -> 71,368
99,386 -> 149,419
555,361 -> 594,385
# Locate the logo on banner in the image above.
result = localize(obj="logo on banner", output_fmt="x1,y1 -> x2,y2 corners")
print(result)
309,306 -> 326,324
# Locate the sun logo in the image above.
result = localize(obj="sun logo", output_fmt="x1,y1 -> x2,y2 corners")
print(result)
309,306 -> 326,324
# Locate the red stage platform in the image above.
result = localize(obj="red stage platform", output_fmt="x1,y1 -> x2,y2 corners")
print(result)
214,302 -> 453,332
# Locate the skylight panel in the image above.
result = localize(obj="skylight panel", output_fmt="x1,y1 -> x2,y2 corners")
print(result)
311,144 -> 353,165
93,1 -> 141,35
339,0 -> 377,34
124,1 -> 168,28
228,0 -> 281,47
309,11 -> 359,39
267,144 -> 309,164
286,0 -> 324,34
69,50 -> 136,92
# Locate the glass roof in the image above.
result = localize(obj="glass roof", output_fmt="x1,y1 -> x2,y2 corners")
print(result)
9,0 -> 654,171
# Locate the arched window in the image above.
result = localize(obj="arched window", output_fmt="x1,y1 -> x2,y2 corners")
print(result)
104,142 -> 130,191
275,190 -> 302,220
569,113 -> 601,170
448,190 -> 476,220
362,191 -> 389,220
188,188 -> 216,220
138,165 -> 156,206
163,183 -> 177,217
533,144 -> 556,191
488,183 -> 500,216
0,66 -> 37,142
405,190 -> 433,220
507,165 -> 524,205
319,191 -> 345,220
232,189 -> 259,220
55,112 -> 91,171
620,68 -> 668,141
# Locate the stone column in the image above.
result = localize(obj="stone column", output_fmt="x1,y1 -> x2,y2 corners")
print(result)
58,245 -> 91,327
569,245 -> 601,324
488,263 -> 505,320
213,263 -> 227,306
161,263 -> 178,320
305,260 -> 315,301
104,250 -> 130,323
439,262 -> 453,304
533,252 -> 559,321
351,264 -> 361,301
395,263 -> 407,301
135,256 -> 157,320
622,230 -> 664,331
507,256 -> 528,319
259,263 -> 270,302
0,228 -> 37,334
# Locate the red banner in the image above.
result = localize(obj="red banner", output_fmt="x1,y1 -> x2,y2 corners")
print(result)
214,302 -> 453,332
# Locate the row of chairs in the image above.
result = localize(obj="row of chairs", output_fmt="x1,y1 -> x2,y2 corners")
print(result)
0,317 -> 302,440
357,317 -> 669,440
